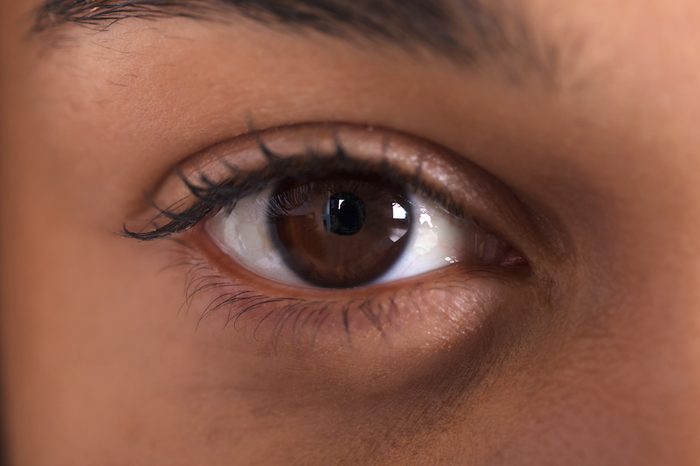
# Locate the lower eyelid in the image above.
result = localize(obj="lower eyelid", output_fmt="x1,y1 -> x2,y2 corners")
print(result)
166,232 -> 536,389
190,218 -> 529,319
181,230 -> 504,324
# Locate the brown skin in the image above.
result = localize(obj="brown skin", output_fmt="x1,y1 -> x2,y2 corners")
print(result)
2,0 -> 700,465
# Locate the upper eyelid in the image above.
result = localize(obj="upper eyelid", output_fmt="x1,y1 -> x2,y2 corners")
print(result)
124,139 -> 455,241
123,123 -> 546,260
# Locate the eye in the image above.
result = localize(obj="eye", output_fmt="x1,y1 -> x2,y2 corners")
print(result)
124,124 -> 535,350
207,174 -> 515,289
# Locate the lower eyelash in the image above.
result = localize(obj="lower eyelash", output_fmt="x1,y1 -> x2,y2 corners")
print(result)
164,233 -> 516,350
169,241 -> 403,347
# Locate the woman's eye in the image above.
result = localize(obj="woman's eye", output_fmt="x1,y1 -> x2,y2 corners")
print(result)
124,124 -> 534,344
207,173 -> 516,289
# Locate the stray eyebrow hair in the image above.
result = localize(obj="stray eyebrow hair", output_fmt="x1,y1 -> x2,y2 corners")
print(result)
33,0 -> 560,83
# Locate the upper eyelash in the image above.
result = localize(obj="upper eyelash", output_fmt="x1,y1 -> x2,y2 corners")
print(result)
123,135 -> 468,241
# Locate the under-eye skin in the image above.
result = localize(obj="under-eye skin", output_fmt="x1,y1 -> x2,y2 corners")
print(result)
124,124 -> 536,349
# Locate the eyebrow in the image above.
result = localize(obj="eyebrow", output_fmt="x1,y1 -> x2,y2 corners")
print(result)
33,0 -> 559,82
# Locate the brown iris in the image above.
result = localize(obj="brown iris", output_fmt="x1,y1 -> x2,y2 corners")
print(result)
267,175 -> 413,288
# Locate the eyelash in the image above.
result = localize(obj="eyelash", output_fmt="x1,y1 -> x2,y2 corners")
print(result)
122,136 -> 468,242
169,239 -> 503,345
125,132 -> 522,343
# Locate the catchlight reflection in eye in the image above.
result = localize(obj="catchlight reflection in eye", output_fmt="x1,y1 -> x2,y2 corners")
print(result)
207,174 -> 514,290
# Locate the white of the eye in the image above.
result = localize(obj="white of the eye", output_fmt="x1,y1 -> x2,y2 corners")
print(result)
207,190 -> 473,287
207,188 -> 308,286
374,197 -> 471,284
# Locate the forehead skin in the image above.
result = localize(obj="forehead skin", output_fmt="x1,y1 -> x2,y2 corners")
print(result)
2,0 -> 700,465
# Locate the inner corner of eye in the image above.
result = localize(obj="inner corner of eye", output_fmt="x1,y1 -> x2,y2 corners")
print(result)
200,170 -> 520,291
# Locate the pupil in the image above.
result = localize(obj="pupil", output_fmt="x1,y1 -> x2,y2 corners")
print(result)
324,192 -> 365,236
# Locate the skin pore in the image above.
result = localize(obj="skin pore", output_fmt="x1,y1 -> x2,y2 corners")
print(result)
2,0 -> 700,465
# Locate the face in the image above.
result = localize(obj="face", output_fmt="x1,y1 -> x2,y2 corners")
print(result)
2,0 -> 700,464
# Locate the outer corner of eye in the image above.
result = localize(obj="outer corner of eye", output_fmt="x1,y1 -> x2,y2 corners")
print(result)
203,173 -> 520,291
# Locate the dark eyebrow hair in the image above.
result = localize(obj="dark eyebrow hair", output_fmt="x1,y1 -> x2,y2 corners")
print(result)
32,0 -> 560,83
